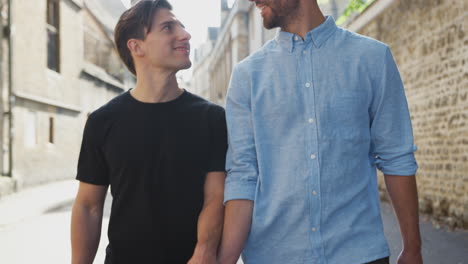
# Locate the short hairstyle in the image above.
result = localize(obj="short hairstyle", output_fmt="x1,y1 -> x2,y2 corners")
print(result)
114,0 -> 173,75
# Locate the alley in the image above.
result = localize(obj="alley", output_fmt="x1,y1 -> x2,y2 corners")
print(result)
0,180 -> 467,264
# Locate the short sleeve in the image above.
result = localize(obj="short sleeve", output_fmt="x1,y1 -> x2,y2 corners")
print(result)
76,114 -> 110,185
207,107 -> 228,172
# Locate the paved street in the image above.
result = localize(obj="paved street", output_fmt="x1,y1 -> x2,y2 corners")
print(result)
0,190 -> 109,264
0,180 -> 467,264
381,202 -> 468,264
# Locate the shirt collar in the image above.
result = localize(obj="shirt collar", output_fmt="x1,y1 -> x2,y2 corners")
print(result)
275,16 -> 338,53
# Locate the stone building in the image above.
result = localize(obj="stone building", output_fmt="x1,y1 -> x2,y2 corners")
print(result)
192,0 -> 276,105
0,0 -> 133,196
191,27 -> 219,99
344,0 -> 467,228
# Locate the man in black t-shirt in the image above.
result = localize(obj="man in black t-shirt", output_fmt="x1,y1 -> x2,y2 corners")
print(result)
70,1 -> 227,263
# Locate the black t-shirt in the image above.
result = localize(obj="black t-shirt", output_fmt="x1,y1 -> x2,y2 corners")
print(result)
76,89 -> 227,264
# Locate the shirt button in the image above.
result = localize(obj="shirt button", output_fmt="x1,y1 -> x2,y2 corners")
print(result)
312,190 -> 317,195
308,118 -> 315,123
312,227 -> 317,232
294,36 -> 299,41
310,154 -> 316,160
303,50 -> 307,55
305,82 -> 311,88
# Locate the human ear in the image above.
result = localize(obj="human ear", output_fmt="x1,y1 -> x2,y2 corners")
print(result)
127,39 -> 145,57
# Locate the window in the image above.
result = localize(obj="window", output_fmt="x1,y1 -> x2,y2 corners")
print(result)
49,117 -> 54,144
25,111 -> 38,148
47,0 -> 60,72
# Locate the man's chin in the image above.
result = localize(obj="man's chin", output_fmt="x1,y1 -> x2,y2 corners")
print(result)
179,61 -> 192,70
169,61 -> 192,71
263,17 -> 280,29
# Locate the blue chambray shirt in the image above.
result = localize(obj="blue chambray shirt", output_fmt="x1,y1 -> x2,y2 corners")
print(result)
224,17 -> 418,264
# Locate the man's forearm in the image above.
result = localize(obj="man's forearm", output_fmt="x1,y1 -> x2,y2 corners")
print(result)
384,175 -> 421,251
71,203 -> 104,264
218,200 -> 254,264
193,199 -> 225,256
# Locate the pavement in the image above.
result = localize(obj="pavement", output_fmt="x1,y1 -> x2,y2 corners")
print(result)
0,180 -> 107,264
0,179 -> 467,264
0,180 -> 78,229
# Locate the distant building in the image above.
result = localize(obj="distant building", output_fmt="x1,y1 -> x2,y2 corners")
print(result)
191,27 -> 219,99
191,0 -> 349,104
0,0 -> 134,196
192,0 -> 273,104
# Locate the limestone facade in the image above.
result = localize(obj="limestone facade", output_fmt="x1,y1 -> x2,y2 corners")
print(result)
345,0 -> 467,228
0,0 -> 132,195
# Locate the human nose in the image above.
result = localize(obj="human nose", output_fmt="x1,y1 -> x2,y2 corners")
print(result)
178,26 -> 191,41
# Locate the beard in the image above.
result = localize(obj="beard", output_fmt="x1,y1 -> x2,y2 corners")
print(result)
261,0 -> 300,29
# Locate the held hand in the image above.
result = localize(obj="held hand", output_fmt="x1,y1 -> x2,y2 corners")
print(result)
397,248 -> 423,264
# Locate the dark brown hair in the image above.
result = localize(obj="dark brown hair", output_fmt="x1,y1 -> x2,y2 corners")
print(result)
114,0 -> 172,75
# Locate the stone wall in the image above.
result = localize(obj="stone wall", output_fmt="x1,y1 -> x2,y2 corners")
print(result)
352,0 -> 467,228
8,0 -> 83,188
3,0 -> 124,190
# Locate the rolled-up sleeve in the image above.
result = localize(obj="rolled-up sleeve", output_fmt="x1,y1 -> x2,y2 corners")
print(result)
370,47 -> 418,176
224,64 -> 259,203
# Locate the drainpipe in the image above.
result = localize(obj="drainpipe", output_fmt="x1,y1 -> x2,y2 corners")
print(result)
0,0 -> 2,176
6,0 -> 13,177
0,1 -> 4,175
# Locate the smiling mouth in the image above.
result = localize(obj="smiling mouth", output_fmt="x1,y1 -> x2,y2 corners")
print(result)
174,46 -> 190,54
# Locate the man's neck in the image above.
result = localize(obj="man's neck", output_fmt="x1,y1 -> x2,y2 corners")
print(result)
281,1 -> 326,39
131,69 -> 183,103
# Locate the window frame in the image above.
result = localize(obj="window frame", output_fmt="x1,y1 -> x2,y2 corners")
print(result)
46,0 -> 60,73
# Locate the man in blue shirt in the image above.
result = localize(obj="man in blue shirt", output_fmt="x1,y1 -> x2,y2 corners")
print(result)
218,0 -> 422,264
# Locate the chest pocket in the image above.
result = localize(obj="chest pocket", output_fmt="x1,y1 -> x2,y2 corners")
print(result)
321,90 -> 370,141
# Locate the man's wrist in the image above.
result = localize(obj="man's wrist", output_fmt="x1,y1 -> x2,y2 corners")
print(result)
218,253 -> 239,264
194,242 -> 217,256
403,244 -> 422,252
218,246 -> 242,264
402,238 -> 422,253
402,232 -> 422,248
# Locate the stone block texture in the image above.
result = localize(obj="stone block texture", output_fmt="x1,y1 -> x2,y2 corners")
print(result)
356,0 -> 467,228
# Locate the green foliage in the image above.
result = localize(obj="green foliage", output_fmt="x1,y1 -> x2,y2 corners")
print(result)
336,0 -> 375,25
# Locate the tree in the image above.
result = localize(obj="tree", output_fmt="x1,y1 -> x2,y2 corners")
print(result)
336,0 -> 375,25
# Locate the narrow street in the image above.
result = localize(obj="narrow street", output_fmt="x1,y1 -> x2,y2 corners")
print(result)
0,194 -> 111,264
0,181 -> 467,264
